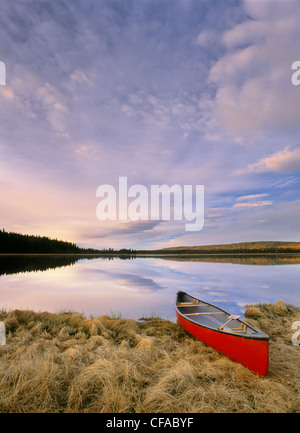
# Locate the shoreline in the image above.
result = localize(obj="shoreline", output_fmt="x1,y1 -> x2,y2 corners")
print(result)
1,252 -> 300,256
0,301 -> 299,413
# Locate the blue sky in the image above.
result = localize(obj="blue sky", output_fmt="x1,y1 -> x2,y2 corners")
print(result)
0,0 -> 300,249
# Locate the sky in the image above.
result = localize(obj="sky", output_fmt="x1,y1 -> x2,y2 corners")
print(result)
0,0 -> 300,250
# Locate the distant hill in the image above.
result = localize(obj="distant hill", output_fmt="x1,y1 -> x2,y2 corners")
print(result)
155,241 -> 300,254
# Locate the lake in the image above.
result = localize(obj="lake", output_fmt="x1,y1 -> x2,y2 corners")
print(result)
0,254 -> 299,321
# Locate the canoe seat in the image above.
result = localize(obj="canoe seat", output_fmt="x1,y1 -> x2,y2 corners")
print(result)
218,315 -> 247,333
177,299 -> 208,307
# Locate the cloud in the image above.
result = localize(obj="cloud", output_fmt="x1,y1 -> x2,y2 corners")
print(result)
0,86 -> 14,100
206,0 -> 300,136
235,146 -> 300,175
4,64 -> 70,136
195,29 -> 219,47
234,192 -> 272,209
112,273 -> 165,292
222,20 -> 267,49
233,192 -> 272,210
234,201 -> 272,208
85,220 -> 163,240
0,0 -> 299,249
236,194 -> 268,201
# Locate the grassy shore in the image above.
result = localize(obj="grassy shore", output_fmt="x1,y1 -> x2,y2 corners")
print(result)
0,301 -> 299,413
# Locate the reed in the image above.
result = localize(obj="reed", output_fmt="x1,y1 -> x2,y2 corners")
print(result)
0,301 -> 299,413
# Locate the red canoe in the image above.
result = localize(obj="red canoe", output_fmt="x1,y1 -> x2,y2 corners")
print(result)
176,291 -> 269,376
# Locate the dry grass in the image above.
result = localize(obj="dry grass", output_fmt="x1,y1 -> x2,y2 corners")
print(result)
0,301 -> 299,413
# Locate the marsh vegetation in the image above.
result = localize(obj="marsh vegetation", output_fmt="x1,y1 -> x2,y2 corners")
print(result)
0,301 -> 299,413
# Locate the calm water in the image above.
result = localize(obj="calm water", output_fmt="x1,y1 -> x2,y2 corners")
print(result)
0,255 -> 299,321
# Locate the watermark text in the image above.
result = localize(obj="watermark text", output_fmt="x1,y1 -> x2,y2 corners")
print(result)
291,321 -> 300,346
0,322 -> 6,346
96,177 -> 204,231
0,61 -> 6,86
291,61 -> 300,86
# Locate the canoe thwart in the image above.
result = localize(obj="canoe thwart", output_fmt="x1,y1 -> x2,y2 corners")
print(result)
177,303 -> 209,307
176,299 -> 208,307
184,311 -> 226,316
218,315 -> 241,330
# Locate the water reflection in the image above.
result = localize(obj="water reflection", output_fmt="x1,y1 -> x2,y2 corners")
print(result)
0,254 -> 135,276
0,254 -> 80,276
144,254 -> 300,266
0,255 -> 299,320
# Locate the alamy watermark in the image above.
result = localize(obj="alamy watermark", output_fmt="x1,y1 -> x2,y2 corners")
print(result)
0,322 -> 5,346
0,61 -> 6,86
291,321 -> 300,346
96,177 -> 204,231
291,61 -> 300,86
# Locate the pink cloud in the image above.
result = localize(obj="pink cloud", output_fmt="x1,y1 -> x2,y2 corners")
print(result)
236,194 -> 268,201
235,146 -> 300,175
234,201 -> 272,208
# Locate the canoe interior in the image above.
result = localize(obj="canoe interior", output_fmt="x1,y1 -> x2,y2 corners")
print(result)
176,291 -> 268,340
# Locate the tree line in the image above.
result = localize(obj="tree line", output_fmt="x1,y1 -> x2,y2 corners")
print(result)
1,229 -> 299,255
0,229 -> 136,254
0,229 -> 82,254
